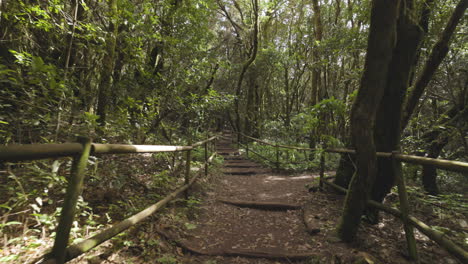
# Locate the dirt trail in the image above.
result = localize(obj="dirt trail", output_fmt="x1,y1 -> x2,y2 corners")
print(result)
157,132 -> 345,263
159,132 -> 460,264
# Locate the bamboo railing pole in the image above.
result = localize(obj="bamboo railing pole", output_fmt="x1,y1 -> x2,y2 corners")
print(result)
0,143 -> 83,161
37,171 -> 206,264
392,153 -> 419,261
51,137 -> 92,264
91,144 -> 192,154
238,142 -> 275,164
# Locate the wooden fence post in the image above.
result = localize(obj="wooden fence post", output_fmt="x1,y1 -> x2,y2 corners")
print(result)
275,144 -> 280,170
319,150 -> 325,189
246,140 -> 249,158
213,136 -> 217,152
184,139 -> 192,199
392,151 -> 419,261
51,137 -> 92,264
204,141 -> 208,177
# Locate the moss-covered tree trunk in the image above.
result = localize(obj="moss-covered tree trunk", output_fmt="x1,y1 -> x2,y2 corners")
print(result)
336,0 -> 400,242
96,0 -> 118,126
369,0 -> 424,223
234,0 -> 259,138
334,152 -> 355,188
310,0 -> 323,106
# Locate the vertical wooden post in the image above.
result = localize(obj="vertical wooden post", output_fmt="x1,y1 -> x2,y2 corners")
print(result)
319,150 -> 325,189
204,141 -> 208,177
184,138 -> 192,199
51,137 -> 91,264
213,136 -> 217,153
275,144 -> 280,170
246,140 -> 249,158
392,152 -> 419,261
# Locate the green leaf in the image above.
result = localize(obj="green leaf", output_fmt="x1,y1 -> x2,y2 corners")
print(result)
184,223 -> 197,230
0,254 -> 19,262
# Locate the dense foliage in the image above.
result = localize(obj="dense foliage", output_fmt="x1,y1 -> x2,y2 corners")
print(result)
0,0 -> 466,262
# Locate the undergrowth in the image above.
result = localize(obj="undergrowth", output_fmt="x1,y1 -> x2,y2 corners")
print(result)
0,138 -> 222,263
243,141 -> 340,172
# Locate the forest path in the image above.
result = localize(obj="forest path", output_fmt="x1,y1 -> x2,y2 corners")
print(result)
157,131 -> 367,264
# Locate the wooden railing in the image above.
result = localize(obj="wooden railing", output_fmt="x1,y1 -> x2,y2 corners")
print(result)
0,135 -> 219,264
233,132 -> 468,263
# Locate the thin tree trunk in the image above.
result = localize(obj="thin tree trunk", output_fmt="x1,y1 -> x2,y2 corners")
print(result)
401,0 -> 468,130
421,102 -> 468,194
234,0 -> 259,137
310,0 -> 323,106
96,0 -> 118,127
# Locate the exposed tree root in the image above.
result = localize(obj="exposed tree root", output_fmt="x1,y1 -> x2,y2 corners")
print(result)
222,170 -> 259,175
155,229 -> 317,260
217,198 -> 301,210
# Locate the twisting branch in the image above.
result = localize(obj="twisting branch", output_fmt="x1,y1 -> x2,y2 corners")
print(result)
401,0 -> 468,130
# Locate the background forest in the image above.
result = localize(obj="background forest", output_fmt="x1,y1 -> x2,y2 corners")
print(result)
0,0 -> 466,159
0,0 -> 467,263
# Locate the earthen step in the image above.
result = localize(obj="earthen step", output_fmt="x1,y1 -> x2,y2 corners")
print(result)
223,156 -> 245,160
224,164 -> 261,168
222,168 -> 267,175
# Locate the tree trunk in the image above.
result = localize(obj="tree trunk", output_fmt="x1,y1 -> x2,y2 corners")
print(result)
401,0 -> 468,130
234,0 -> 259,137
368,0 -> 423,223
334,151 -> 355,188
310,0 -> 323,106
421,102 -> 468,194
96,0 -> 118,127
336,0 -> 400,242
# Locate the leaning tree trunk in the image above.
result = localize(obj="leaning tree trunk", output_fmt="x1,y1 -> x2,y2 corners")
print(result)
368,0 -> 424,224
336,0 -> 400,242
401,0 -> 468,130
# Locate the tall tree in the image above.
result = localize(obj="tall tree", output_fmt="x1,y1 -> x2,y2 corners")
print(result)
230,0 -> 259,137
310,0 -> 323,106
369,0 -> 426,222
336,0 -> 400,241
96,0 -> 119,127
